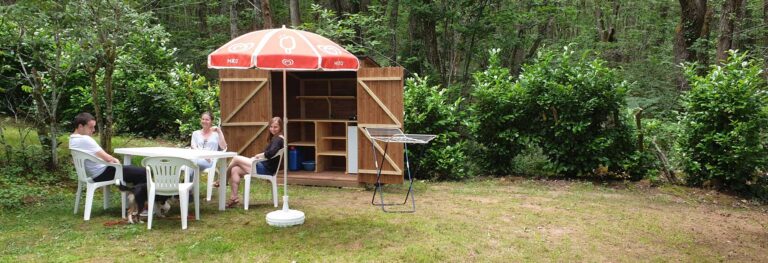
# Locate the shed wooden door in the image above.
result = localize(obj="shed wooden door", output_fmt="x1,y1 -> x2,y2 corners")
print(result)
356,67 -> 404,184
219,69 -> 271,157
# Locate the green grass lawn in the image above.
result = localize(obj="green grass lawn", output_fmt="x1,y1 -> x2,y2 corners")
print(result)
1,119 -> 767,262
1,178 -> 767,262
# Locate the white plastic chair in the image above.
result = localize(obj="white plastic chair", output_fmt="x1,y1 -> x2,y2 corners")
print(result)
143,156 -> 198,230
244,149 -> 284,209
71,149 -> 126,221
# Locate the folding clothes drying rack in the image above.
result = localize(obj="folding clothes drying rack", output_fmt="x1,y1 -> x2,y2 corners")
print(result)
364,127 -> 436,213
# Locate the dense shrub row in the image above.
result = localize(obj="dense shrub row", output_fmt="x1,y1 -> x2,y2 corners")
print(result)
679,51 -> 768,194
406,47 -> 768,200
407,47 -> 644,179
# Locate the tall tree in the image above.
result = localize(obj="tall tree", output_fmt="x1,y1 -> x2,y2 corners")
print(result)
408,0 -> 443,84
261,0 -> 274,28
75,0 -> 154,153
674,0 -> 709,89
594,0 -> 619,42
246,0 -> 263,30
387,0 -> 399,64
763,0 -> 768,77
229,0 -> 238,38
7,1 -> 82,169
289,0 -> 301,27
716,0 -> 745,63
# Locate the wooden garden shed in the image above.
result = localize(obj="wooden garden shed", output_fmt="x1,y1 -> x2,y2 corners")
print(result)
218,64 -> 405,187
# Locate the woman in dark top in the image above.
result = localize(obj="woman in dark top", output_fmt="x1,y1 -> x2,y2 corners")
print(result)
224,117 -> 284,208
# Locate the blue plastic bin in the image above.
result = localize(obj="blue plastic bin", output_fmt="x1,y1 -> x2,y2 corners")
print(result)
302,160 -> 316,171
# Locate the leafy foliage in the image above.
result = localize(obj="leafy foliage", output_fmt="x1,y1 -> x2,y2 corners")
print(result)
298,4 -> 391,63
519,46 -> 638,177
469,47 -> 642,178
0,124 -> 61,209
678,51 -> 768,191
403,75 -> 467,180
469,49 -> 529,175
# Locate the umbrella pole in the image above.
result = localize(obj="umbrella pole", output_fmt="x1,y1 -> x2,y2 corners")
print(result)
266,69 -> 305,227
282,69 -> 289,207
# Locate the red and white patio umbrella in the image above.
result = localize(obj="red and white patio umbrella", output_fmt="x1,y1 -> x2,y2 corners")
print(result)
208,26 -> 359,227
208,25 -> 359,70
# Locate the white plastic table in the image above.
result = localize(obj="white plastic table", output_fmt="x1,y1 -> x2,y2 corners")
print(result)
114,147 -> 238,218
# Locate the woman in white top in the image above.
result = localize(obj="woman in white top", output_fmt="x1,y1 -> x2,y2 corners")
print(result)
190,112 -> 228,173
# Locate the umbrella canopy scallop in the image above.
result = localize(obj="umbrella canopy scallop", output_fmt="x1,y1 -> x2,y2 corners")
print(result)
208,26 -> 359,71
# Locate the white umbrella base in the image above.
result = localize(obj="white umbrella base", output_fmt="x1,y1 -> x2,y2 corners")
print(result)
266,196 -> 305,227
266,209 -> 305,227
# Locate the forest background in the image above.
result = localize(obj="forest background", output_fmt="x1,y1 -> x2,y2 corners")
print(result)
1,0 -> 768,209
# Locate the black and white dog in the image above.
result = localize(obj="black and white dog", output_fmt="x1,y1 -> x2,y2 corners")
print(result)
118,183 -> 172,224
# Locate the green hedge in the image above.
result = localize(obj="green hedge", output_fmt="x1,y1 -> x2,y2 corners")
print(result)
679,51 -> 768,191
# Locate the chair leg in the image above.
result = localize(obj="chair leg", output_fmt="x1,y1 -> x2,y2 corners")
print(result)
271,178 -> 278,208
103,187 -> 110,209
84,184 -> 97,221
74,182 -> 83,215
147,188 -> 155,230
243,175 -> 251,210
180,189 -> 189,230
206,170 -> 214,202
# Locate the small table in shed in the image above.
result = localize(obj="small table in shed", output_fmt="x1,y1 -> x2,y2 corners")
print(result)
364,128 -> 436,213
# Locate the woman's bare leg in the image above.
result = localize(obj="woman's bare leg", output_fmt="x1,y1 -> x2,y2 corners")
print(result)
229,166 -> 243,200
227,156 -> 251,172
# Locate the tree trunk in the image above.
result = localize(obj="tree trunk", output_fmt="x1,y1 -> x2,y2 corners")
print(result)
198,2 -> 208,36
764,0 -> 768,78
246,0 -> 262,30
330,0 -> 344,19
716,0 -> 744,63
86,66 -> 104,149
509,27 -> 527,76
419,0 -> 443,85
674,0 -> 708,64
673,0 -> 708,90
261,0 -> 273,28
101,47 -> 117,154
229,0 -> 238,38
388,0 -> 399,64
594,0 -> 618,42
359,0 -> 370,13
289,0 -> 301,27
731,0 -> 747,49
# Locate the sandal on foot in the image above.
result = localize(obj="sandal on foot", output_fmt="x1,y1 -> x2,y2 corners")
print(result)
226,198 -> 240,208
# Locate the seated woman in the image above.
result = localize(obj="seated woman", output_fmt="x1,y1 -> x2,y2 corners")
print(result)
190,112 -> 228,175
223,116 -> 284,208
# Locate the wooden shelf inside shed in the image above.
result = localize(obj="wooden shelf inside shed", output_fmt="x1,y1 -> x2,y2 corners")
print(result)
317,150 -> 346,156
296,95 -> 355,100
288,141 -> 315,147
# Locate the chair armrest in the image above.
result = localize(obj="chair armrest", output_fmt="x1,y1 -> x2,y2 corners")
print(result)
104,162 -> 124,185
73,150 -> 124,185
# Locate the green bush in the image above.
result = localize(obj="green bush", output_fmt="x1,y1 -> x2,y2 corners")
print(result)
403,75 -> 468,180
0,125 -> 61,209
522,47 -> 638,177
469,49 -> 530,175
679,51 -> 768,191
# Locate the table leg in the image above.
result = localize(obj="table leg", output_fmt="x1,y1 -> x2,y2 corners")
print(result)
218,160 -> 227,211
123,155 -> 132,166
194,167 -> 200,220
